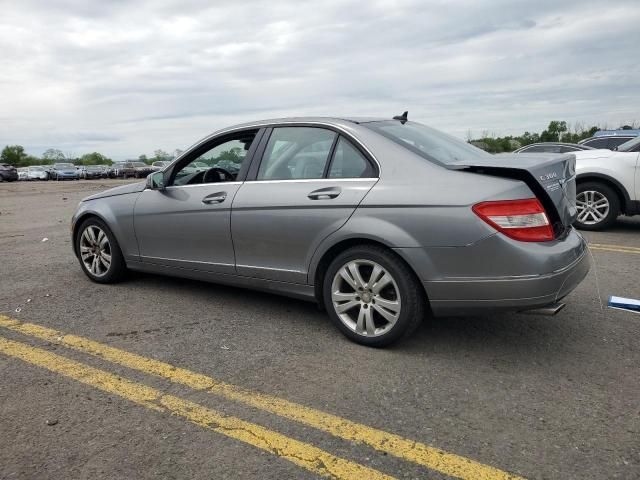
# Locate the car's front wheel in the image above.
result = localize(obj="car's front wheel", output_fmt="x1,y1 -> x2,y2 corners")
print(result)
76,218 -> 127,283
575,182 -> 620,231
323,245 -> 425,347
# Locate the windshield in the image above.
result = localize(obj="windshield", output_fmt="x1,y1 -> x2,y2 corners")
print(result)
54,163 -> 74,168
363,120 -> 490,166
617,136 -> 640,152
131,162 -> 147,167
30,166 -> 44,171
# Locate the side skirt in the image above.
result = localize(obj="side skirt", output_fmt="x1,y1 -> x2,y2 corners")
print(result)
126,260 -> 317,303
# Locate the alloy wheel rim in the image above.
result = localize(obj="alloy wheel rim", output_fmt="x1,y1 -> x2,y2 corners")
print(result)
576,190 -> 609,225
80,225 -> 112,277
331,260 -> 401,337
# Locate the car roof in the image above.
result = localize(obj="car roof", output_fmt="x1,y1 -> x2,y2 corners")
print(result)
580,134 -> 635,142
593,129 -> 640,137
522,142 -> 588,147
218,116 -> 389,132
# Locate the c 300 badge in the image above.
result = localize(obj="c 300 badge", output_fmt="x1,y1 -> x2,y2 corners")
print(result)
539,172 -> 558,181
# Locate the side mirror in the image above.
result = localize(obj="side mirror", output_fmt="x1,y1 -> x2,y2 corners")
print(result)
146,171 -> 166,190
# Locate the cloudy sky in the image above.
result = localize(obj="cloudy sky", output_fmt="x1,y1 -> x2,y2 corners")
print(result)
1,0 -> 639,160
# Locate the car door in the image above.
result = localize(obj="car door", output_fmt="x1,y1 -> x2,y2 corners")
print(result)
231,126 -> 378,284
134,128 -> 262,274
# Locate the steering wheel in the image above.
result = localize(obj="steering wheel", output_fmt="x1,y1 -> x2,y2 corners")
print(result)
203,167 -> 234,183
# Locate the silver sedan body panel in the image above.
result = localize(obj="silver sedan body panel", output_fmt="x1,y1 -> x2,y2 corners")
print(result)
133,183 -> 242,274
231,178 -> 377,283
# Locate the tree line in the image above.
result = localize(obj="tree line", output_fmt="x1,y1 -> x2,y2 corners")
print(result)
468,121 -> 639,153
0,146 -> 184,168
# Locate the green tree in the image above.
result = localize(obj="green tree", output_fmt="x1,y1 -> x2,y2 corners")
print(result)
42,148 -> 66,162
153,149 -> 171,162
1,145 -> 27,166
138,154 -> 148,163
78,152 -> 112,165
216,147 -> 243,162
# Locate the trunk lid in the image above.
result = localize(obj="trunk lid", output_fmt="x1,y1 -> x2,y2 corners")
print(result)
447,153 -> 577,231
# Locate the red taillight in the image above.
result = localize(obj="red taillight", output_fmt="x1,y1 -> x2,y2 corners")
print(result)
472,198 -> 554,242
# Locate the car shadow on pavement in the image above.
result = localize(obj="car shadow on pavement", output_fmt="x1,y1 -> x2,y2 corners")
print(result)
126,271 -> 586,365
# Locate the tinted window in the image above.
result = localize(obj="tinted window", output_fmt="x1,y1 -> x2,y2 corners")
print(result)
559,146 -> 580,153
173,131 -> 257,186
257,127 -> 336,180
522,145 -> 561,153
583,138 -> 610,149
329,137 -> 370,178
364,121 -> 489,166
617,136 -> 640,152
607,137 -> 634,149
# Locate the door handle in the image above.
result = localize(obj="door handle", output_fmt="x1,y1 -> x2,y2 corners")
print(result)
307,187 -> 341,200
202,192 -> 227,204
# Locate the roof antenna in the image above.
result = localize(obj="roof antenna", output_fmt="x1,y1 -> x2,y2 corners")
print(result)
393,111 -> 408,124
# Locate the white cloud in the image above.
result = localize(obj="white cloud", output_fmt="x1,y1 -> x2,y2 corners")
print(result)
0,0 -> 639,159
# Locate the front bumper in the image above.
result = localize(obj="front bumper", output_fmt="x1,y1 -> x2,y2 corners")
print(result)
1,171 -> 18,181
397,229 -> 590,316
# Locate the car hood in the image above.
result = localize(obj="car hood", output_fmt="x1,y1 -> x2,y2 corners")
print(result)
83,181 -> 146,201
572,149 -> 616,160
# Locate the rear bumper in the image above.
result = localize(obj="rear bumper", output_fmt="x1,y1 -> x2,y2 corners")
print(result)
396,229 -> 590,316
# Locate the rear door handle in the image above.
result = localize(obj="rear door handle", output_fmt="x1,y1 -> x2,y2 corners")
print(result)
202,192 -> 227,204
307,187 -> 341,200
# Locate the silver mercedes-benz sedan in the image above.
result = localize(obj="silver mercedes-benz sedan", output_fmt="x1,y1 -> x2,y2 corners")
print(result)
72,115 -> 590,346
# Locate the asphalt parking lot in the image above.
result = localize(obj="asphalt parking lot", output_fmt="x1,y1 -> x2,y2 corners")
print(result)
0,180 -> 638,480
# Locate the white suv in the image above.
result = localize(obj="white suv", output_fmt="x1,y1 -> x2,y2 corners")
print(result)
573,136 -> 640,230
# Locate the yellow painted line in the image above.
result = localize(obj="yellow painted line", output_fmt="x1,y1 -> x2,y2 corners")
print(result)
0,335 -> 392,480
0,315 -> 523,480
589,243 -> 640,255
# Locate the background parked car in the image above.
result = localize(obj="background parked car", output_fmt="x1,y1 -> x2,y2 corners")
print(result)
50,163 -> 79,180
573,135 -> 640,230
0,163 -> 18,182
120,161 -> 154,179
579,130 -> 640,150
514,142 -> 594,154
151,160 -> 171,171
17,167 -> 29,180
81,165 -> 108,179
27,166 -> 49,180
106,162 -> 125,178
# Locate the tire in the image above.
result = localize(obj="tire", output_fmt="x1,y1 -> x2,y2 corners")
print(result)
75,217 -> 127,283
323,245 -> 425,347
574,182 -> 620,231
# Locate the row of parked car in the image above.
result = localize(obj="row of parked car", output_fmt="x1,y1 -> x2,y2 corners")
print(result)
1,160 -> 173,182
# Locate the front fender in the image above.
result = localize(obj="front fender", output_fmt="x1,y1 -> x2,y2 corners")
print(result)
72,193 -> 141,262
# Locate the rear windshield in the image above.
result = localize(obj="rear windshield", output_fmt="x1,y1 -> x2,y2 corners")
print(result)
364,120 -> 490,166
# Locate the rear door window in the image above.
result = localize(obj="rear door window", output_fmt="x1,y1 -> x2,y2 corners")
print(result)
257,127 -> 336,180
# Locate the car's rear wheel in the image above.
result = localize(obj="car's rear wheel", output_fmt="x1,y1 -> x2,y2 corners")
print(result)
575,182 -> 620,231
76,218 -> 127,283
323,245 -> 424,347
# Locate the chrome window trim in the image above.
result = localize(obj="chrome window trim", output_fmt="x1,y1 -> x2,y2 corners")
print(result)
165,121 -> 381,174
144,181 -> 243,192
243,178 -> 378,184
